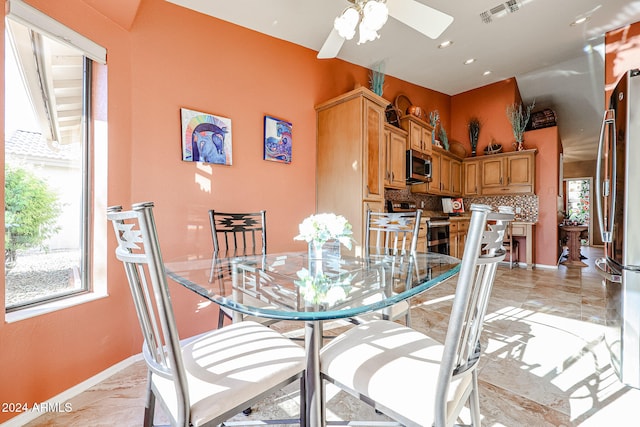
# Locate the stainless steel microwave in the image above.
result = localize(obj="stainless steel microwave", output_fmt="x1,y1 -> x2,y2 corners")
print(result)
406,150 -> 432,183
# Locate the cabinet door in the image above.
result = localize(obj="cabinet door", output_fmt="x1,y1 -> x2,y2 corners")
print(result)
463,159 -> 481,196
507,153 -> 533,186
428,150 -> 442,194
440,154 -> 452,194
481,157 -> 505,187
400,116 -> 431,154
450,158 -> 462,196
421,127 -> 432,153
384,127 -> 407,189
364,99 -> 383,200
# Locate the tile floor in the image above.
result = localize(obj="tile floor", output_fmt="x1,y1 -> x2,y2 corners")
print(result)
23,246 -> 640,426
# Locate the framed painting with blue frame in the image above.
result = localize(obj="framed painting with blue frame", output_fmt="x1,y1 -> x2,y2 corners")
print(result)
263,115 -> 292,164
181,107 -> 232,165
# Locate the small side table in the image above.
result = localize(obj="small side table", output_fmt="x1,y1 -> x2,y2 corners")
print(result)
559,225 -> 588,267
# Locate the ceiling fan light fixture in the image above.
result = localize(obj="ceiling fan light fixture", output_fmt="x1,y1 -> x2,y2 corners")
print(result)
358,21 -> 380,44
334,7 -> 359,40
361,0 -> 389,32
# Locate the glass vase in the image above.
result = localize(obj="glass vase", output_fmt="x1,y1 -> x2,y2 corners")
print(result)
308,241 -> 324,261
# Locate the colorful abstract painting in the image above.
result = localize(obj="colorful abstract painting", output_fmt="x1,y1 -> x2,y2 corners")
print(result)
181,108 -> 232,165
263,115 -> 292,164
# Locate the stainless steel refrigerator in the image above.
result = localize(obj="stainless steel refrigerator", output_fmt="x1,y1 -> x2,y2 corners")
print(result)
596,68 -> 640,389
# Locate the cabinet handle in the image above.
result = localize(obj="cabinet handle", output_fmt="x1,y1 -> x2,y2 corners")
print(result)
391,172 -> 394,181
500,177 -> 503,184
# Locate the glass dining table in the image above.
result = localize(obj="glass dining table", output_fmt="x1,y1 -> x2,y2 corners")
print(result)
165,249 -> 460,427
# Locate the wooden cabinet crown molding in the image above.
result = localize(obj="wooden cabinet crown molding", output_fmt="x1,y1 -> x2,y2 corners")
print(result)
315,86 -> 389,112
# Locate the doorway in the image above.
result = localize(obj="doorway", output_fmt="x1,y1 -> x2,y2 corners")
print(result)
563,178 -> 592,246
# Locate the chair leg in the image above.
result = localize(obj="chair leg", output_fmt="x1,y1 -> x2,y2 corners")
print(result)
217,308 -> 226,329
468,370 -> 481,427
143,371 -> 156,427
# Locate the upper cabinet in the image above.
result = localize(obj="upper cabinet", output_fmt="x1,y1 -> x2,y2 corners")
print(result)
462,158 -> 481,196
480,149 -> 536,195
399,115 -> 432,154
384,124 -> 407,189
315,87 -> 389,254
411,146 -> 463,196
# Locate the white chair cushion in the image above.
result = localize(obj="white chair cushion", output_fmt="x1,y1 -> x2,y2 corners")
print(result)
151,321 -> 305,427
320,319 -> 472,427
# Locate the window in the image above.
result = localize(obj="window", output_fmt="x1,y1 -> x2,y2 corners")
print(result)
4,1 -> 106,312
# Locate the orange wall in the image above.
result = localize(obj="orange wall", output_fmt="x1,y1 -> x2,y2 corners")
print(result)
450,78 -> 521,155
605,21 -> 640,103
0,0 -> 449,421
524,127 -> 561,266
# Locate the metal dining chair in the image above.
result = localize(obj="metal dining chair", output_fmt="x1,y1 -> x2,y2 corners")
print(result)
320,204 -> 513,427
208,210 -> 268,328
362,209 -> 423,326
108,202 -> 305,427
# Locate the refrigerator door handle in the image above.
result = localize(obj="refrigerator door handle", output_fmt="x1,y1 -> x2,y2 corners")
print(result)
596,109 -> 617,243
595,257 -> 622,283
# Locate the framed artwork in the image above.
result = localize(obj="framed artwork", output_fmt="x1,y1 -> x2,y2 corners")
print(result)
181,108 -> 232,165
263,115 -> 292,164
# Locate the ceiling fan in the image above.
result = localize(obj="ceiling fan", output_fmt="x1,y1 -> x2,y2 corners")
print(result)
317,0 -> 454,59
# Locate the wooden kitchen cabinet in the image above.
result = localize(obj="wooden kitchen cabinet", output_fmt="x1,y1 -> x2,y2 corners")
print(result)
463,158 -> 481,196
481,149 -> 536,195
450,217 -> 470,259
411,146 -> 462,196
400,115 -> 432,154
316,87 -> 388,255
384,123 -> 407,189
451,158 -> 462,195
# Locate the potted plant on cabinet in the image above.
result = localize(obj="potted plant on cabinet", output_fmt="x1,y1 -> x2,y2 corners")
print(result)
506,100 -> 535,151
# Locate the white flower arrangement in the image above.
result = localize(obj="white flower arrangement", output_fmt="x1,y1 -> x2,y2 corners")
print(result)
294,213 -> 353,249
295,268 -> 353,305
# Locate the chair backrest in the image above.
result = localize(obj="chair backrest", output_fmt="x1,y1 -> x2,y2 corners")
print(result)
365,210 -> 423,256
434,204 -> 512,426
209,210 -> 267,257
107,202 -> 190,424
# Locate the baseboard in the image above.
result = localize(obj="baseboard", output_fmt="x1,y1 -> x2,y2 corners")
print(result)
533,263 -> 558,270
1,354 -> 143,427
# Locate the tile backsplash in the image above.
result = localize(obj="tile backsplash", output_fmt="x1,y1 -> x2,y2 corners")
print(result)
384,188 -> 538,222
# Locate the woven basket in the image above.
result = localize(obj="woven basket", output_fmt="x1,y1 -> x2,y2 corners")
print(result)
484,144 -> 503,155
394,93 -> 412,117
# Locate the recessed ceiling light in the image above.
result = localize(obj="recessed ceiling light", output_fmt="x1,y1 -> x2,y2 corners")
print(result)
483,70 -> 492,76
570,16 -> 590,26
464,58 -> 476,65
438,40 -> 453,49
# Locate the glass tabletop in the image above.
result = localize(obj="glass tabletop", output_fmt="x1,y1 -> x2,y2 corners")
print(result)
166,250 -> 460,321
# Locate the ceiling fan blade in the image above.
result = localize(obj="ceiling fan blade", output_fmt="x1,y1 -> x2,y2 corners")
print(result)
317,28 -> 346,59
388,0 -> 454,39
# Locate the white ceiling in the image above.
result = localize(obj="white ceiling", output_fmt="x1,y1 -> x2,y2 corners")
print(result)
166,0 -> 640,162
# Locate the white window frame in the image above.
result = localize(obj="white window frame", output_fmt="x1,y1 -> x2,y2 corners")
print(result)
4,0 -> 108,321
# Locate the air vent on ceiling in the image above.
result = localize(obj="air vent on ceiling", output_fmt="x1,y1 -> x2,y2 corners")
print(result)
480,0 -> 521,24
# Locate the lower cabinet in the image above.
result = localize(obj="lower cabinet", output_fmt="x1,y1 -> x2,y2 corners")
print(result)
450,218 -> 470,259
